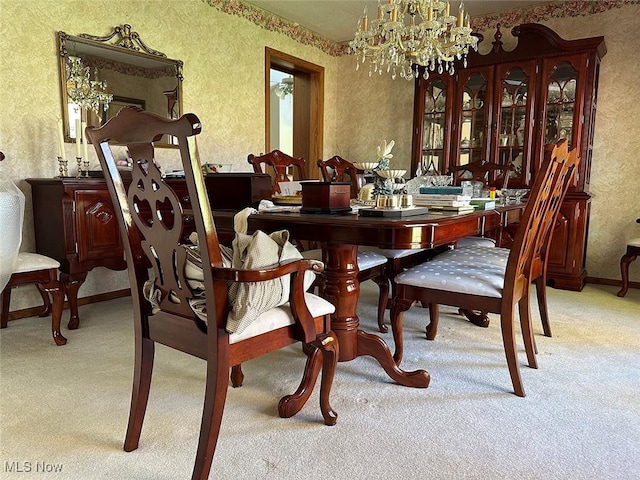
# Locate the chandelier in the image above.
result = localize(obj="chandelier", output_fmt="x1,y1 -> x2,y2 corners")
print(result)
66,56 -> 113,116
274,77 -> 294,99
349,0 -> 478,80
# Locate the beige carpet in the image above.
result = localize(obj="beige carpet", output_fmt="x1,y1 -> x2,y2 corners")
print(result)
1,282 -> 639,479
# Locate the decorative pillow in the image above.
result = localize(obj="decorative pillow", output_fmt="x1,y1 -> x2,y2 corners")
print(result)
226,229 -> 315,334
143,229 -> 316,333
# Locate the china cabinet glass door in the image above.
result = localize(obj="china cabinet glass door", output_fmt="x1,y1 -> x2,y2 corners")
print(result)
538,54 -> 587,190
544,62 -> 579,146
455,68 -> 492,171
492,61 -> 536,186
417,76 -> 452,175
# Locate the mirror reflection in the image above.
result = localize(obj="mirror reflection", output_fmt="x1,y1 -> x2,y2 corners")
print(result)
58,24 -> 183,147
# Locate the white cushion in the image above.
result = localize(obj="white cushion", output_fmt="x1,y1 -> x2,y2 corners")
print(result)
396,247 -> 508,298
629,238 -> 640,248
303,248 -> 388,269
14,252 -> 59,273
229,292 -> 335,344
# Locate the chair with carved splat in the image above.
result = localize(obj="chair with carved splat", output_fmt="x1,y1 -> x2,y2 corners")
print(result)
391,140 -> 576,397
86,107 -> 339,480
248,149 -> 306,194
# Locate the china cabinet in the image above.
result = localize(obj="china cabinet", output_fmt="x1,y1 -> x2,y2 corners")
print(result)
411,23 -> 606,290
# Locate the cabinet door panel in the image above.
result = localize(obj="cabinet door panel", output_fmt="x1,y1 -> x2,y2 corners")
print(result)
75,190 -> 124,263
453,66 -> 493,171
412,73 -> 455,176
492,60 -> 537,187
537,53 -> 588,189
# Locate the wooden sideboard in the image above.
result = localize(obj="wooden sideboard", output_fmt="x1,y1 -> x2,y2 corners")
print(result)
26,177 -> 193,328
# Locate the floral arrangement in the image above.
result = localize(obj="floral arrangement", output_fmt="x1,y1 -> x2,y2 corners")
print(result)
372,139 -> 395,196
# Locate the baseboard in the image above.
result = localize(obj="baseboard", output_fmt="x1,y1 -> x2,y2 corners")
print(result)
585,277 -> 640,289
6,288 -> 131,322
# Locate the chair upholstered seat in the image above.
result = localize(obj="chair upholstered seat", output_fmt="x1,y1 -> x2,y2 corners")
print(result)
303,249 -> 388,269
362,246 -> 427,260
396,247 -> 507,298
230,293 -> 335,344
629,237 -> 640,248
455,236 -> 497,249
14,252 -> 60,273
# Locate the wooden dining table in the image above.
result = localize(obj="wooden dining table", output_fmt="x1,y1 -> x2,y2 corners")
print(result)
213,206 -> 510,389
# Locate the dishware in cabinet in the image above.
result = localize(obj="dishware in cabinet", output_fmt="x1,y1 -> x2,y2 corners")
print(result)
410,72 -> 455,176
490,59 -> 537,187
452,66 -> 493,175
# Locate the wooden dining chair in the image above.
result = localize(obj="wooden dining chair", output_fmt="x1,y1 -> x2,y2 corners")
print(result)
390,140 -> 576,397
317,155 -> 436,333
247,149 -> 306,194
617,218 -> 640,297
455,147 -> 579,338
86,107 -> 339,480
0,152 -> 66,345
316,155 -> 363,197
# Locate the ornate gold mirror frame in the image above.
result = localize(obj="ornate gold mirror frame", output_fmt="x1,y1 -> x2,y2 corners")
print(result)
58,24 -> 183,147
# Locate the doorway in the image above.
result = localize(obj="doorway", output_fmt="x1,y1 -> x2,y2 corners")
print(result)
265,47 -> 324,179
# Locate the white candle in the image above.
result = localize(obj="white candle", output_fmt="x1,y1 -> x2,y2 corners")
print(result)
75,119 -> 82,158
81,121 -> 88,162
57,119 -> 65,159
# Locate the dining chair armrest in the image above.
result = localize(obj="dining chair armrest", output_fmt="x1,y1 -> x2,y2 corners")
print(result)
211,258 -> 324,283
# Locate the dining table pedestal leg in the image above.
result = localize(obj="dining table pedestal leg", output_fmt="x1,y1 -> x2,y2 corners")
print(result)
321,242 -> 430,388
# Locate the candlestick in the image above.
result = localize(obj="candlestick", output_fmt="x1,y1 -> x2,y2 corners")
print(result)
76,157 -> 83,178
57,157 -> 68,177
82,121 -> 88,169
57,119 -> 65,159
75,119 -> 82,158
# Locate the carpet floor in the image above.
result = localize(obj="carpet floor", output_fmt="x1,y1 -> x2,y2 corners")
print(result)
1,282 -> 639,479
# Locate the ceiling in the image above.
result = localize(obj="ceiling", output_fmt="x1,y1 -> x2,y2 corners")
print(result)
245,1 -> 560,43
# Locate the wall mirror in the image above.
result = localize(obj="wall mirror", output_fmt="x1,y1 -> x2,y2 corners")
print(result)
58,24 -> 183,147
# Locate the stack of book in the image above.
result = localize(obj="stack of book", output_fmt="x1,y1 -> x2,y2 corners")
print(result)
414,186 -> 474,213
469,198 -> 497,210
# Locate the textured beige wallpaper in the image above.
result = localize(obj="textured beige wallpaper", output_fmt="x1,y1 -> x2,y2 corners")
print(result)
0,0 -> 638,312
334,4 -> 640,287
